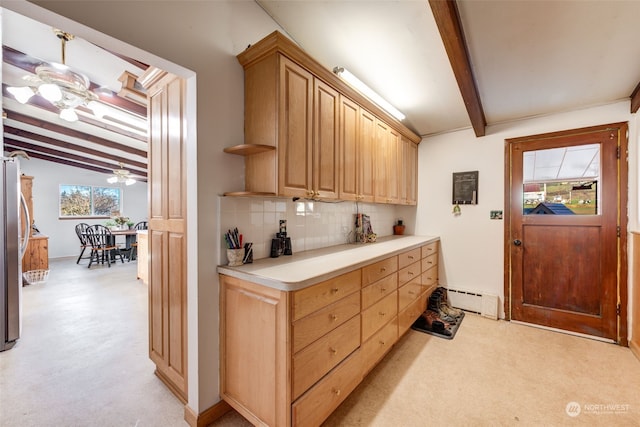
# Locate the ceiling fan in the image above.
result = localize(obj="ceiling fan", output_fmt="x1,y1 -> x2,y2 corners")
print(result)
107,163 -> 136,185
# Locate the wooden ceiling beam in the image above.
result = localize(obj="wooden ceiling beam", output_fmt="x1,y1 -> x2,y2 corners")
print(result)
429,0 -> 486,137
3,45 -> 148,116
4,110 -> 147,158
3,143 -> 115,175
3,137 -> 147,178
3,126 -> 147,170
2,84 -> 147,142
631,81 -> 640,113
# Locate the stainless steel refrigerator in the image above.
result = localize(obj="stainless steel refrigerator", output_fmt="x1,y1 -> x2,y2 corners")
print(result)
1,157 -> 30,351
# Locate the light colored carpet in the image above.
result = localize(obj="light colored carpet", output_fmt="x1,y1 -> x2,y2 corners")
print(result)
2,258 -> 639,426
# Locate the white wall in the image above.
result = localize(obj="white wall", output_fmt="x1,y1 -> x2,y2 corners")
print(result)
17,158 -> 148,258
416,100 -> 637,321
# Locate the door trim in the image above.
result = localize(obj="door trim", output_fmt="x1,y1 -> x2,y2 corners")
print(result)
503,122 -> 628,345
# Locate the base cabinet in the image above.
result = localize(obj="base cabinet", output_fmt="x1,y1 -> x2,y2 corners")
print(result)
22,235 -> 48,272
219,239 -> 439,426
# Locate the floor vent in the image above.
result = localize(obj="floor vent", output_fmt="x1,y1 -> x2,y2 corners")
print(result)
446,288 -> 499,320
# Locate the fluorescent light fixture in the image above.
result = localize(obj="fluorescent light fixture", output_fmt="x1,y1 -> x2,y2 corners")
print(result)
333,67 -> 405,121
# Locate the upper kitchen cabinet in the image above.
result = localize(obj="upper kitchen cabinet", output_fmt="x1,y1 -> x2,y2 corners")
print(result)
232,31 -> 420,203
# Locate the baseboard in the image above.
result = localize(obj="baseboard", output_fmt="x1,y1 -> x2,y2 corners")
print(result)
184,400 -> 233,427
630,339 -> 640,362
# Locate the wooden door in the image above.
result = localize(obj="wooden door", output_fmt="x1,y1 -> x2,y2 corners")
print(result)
278,57 -> 313,198
313,79 -> 340,199
358,109 -> 376,203
144,70 -> 188,401
339,96 -> 359,201
506,123 -> 628,342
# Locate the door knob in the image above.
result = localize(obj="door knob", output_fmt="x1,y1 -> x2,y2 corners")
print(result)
513,239 -> 522,246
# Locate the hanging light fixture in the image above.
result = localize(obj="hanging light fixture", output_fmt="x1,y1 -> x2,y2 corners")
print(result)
333,67 -> 405,121
7,28 -> 108,122
107,163 -> 136,186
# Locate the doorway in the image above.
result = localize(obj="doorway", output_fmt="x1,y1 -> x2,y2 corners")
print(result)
504,123 -> 628,343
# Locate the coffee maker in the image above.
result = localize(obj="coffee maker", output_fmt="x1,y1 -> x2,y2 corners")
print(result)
271,219 -> 292,257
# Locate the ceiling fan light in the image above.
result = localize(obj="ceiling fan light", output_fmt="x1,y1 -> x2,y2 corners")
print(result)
59,108 -> 78,122
7,86 -> 35,104
333,66 -> 406,121
38,83 -> 63,102
107,176 -> 118,184
87,100 -> 108,118
125,178 -> 136,186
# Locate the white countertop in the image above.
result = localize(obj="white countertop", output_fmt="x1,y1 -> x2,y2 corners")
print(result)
217,235 -> 439,291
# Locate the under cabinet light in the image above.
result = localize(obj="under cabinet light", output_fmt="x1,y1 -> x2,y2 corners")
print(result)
333,67 -> 406,121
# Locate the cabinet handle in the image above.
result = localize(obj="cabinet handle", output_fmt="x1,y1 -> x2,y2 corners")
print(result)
330,314 -> 338,321
306,189 -> 314,196
379,340 -> 386,346
408,290 -> 415,295
330,287 -> 339,294
314,190 -> 320,197
379,311 -> 386,317
381,267 -> 386,272
332,388 -> 341,396
427,261 -> 433,264
408,255 -> 414,259
329,347 -> 338,355
408,271 -> 414,276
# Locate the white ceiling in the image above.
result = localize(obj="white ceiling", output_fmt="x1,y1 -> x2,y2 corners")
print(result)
258,0 -> 640,137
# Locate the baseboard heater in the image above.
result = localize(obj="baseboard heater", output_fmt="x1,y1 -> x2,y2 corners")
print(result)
445,288 -> 499,320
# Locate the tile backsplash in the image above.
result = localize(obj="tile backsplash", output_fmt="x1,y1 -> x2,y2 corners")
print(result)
219,196 -> 413,262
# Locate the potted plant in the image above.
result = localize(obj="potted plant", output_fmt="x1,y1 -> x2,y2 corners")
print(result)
126,220 -> 135,229
113,216 -> 130,230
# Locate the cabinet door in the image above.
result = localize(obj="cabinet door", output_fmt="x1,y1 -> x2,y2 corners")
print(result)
404,138 -> 418,205
313,79 -> 340,199
374,120 -> 389,203
387,128 -> 401,204
339,96 -> 359,201
278,57 -> 314,198
359,109 -> 376,203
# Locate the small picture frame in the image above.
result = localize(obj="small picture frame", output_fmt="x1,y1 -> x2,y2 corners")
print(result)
452,171 -> 479,205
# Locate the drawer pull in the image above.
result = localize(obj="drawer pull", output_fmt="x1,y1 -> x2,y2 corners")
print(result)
329,347 -> 338,355
381,287 -> 387,292
330,288 -> 339,294
380,267 -> 386,272
379,311 -> 386,317
408,290 -> 415,295
408,255 -> 414,259
428,261 -> 433,265
332,388 -> 341,396
379,340 -> 386,346
408,271 -> 414,276
330,314 -> 338,321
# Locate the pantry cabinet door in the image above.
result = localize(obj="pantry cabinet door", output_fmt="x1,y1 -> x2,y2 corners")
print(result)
339,96 -> 359,201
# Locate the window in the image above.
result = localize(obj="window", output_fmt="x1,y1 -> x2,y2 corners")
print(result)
59,185 -> 122,218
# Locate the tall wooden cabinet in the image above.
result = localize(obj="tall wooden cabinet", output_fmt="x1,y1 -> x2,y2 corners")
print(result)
141,68 -> 188,402
230,31 -> 420,204
20,175 -> 49,273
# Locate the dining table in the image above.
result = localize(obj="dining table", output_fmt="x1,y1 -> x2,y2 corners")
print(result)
110,229 -> 138,260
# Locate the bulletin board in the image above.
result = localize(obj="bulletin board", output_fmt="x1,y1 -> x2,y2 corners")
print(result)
452,171 -> 479,205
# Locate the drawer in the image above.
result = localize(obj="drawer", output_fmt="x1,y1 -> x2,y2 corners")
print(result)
293,291 -> 361,354
362,291 -> 398,342
398,247 -> 421,269
421,241 -> 439,258
398,291 -> 430,335
421,253 -> 438,271
398,276 -> 426,311
422,265 -> 438,288
292,349 -> 362,427
292,315 -> 361,399
361,272 -> 397,309
398,260 -> 421,287
292,269 -> 361,321
361,317 -> 398,376
362,256 -> 397,287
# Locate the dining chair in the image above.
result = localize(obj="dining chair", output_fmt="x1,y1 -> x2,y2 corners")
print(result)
74,223 -> 91,264
85,224 -> 124,268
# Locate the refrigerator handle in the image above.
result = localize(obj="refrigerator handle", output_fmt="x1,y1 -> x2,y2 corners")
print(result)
19,192 -> 30,259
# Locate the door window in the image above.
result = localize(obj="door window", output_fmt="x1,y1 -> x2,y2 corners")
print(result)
522,144 -> 600,215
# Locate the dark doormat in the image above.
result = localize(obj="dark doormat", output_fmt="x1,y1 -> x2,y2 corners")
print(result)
411,311 -> 465,340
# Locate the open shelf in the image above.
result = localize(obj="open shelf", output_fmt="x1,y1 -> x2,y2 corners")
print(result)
223,144 -> 276,156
